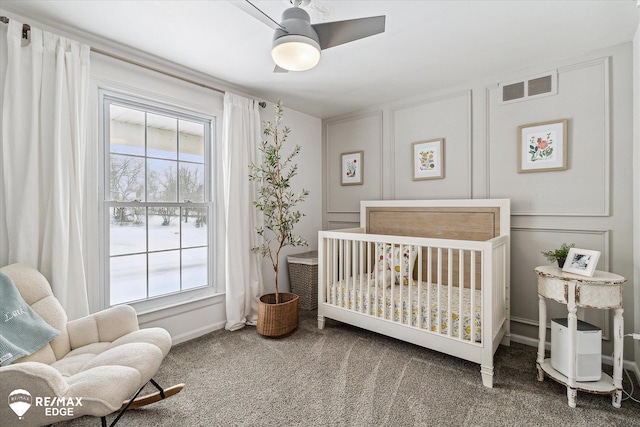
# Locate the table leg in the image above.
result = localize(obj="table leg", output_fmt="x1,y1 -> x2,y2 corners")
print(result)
536,295 -> 547,381
612,308 -> 624,408
567,283 -> 577,408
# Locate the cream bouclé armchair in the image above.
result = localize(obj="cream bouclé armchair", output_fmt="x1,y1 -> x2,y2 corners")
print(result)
0,263 -> 183,427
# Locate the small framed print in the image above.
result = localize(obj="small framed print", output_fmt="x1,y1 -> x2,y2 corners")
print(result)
341,151 -> 363,185
562,248 -> 600,277
518,119 -> 567,173
412,138 -> 444,180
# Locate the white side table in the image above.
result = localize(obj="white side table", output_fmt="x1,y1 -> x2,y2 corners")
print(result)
534,265 -> 627,408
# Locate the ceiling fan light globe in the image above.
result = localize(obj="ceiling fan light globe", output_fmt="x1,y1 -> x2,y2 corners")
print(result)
272,36 -> 321,71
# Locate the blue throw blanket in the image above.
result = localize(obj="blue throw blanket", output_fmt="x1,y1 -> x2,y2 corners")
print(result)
0,271 -> 60,365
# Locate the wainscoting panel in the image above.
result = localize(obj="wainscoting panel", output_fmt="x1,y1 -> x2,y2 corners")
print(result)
510,227 -> 610,340
487,58 -> 610,216
326,111 -> 383,213
390,91 -> 472,199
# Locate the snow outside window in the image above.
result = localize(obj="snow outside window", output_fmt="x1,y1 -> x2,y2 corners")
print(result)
101,92 -> 213,306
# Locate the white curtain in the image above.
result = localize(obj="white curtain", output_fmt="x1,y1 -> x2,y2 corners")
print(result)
222,93 -> 264,331
1,20 -> 90,320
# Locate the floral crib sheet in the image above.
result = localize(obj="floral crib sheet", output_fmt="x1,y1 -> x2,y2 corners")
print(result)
328,273 -> 482,342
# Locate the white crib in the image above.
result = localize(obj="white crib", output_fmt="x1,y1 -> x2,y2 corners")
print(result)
317,199 -> 510,388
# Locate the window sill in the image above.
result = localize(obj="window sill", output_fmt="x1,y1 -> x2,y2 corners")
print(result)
131,289 -> 224,321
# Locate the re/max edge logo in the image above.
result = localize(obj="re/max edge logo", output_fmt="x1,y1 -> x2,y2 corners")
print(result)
8,389 -> 83,419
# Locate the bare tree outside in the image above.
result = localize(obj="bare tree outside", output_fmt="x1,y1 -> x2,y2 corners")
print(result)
179,165 -> 204,223
148,165 -> 177,226
110,156 -> 144,224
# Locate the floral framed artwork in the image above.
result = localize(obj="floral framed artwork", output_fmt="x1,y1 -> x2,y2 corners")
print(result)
341,151 -> 363,185
412,138 -> 444,180
562,248 -> 600,277
518,119 -> 567,173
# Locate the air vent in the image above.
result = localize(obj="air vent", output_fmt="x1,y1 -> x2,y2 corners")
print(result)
499,71 -> 557,105
528,75 -> 553,96
502,82 -> 525,102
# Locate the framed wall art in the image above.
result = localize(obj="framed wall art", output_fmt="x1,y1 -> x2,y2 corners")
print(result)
518,119 -> 567,173
412,138 -> 444,180
341,150 -> 363,185
562,248 -> 600,277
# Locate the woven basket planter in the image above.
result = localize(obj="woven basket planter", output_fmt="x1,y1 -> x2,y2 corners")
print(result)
256,293 -> 299,338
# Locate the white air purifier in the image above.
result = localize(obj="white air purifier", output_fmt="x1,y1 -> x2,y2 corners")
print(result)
551,318 -> 601,382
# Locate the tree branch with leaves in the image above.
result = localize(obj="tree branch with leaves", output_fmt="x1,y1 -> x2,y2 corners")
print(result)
249,101 -> 309,304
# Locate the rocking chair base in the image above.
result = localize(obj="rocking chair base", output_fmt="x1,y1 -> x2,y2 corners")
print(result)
118,383 -> 185,411
102,379 -> 185,427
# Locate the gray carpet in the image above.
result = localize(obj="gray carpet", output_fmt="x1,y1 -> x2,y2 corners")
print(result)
59,310 -> 640,426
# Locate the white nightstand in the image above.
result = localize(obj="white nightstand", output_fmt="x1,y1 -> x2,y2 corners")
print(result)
534,265 -> 627,408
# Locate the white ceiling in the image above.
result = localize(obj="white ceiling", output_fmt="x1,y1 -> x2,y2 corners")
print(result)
1,1 -> 639,119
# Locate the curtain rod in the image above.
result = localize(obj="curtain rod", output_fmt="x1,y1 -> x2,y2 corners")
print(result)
0,15 -> 267,108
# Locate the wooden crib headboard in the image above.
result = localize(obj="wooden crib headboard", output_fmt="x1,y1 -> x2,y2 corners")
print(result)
361,199 -> 509,241
360,199 -> 510,286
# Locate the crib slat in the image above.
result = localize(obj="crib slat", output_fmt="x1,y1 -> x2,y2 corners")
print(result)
410,245 -> 416,327
346,239 -> 350,309
381,243 -> 386,319
383,243 -> 388,320
366,241 -> 371,315
427,246 -> 432,332
325,239 -> 329,304
346,239 -> 350,308
471,250 -> 476,343
447,248 -> 453,337
390,243 -> 395,322
338,239 -> 342,306
399,244 -> 403,324
359,240 -> 364,313
375,242 -> 379,318
331,239 -> 336,305
373,241 -> 377,317
351,239 -> 356,309
459,249 -> 464,341
410,246 -> 422,328
340,239 -> 345,308
352,239 -> 357,310
437,248 -> 442,334
345,239 -> 349,308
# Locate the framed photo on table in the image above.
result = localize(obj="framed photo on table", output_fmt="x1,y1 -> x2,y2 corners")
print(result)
341,151 -> 363,185
518,119 -> 567,173
562,248 -> 600,277
412,138 -> 444,180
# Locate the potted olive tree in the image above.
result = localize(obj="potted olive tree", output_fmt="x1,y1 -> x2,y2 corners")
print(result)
249,100 -> 309,337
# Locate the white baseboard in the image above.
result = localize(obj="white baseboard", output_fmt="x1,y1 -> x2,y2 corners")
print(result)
510,333 -> 542,349
510,333 -> 640,383
170,320 -> 226,345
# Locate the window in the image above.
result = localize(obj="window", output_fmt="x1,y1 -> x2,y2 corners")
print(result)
101,91 -> 214,307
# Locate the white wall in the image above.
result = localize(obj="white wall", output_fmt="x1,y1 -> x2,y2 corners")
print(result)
323,43 -> 636,366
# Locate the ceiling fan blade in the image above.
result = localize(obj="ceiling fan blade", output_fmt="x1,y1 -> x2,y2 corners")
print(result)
273,64 -> 289,73
312,15 -> 385,50
231,0 -> 287,31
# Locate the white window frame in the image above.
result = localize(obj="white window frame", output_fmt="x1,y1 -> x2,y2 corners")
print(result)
99,89 -> 217,313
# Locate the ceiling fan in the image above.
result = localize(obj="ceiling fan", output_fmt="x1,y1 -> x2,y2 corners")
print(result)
234,0 -> 386,72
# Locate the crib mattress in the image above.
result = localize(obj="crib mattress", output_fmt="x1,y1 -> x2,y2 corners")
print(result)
328,273 -> 482,342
